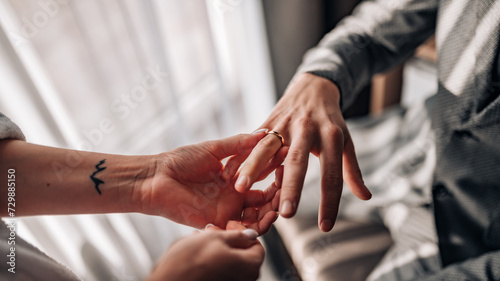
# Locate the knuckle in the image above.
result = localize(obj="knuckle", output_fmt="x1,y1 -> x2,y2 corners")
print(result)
259,135 -> 277,148
323,169 -> 343,188
237,136 -> 248,153
203,142 -> 220,155
287,149 -> 308,166
324,124 -> 344,140
237,133 -> 246,144
297,115 -> 316,130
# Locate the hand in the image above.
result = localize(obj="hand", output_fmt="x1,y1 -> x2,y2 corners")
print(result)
146,229 -> 265,281
233,73 -> 372,232
139,133 -> 284,234
0,134 -> 281,230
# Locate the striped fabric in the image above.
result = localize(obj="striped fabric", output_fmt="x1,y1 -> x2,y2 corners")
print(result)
280,0 -> 500,280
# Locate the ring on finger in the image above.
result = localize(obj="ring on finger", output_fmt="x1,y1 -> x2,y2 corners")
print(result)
267,130 -> 285,147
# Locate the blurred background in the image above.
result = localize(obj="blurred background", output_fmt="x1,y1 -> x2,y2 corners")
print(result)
0,0 -> 437,280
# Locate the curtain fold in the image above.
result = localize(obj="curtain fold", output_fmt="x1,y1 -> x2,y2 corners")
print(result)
0,0 -> 275,280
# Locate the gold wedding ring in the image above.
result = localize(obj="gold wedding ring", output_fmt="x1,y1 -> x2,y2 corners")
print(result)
267,131 -> 285,146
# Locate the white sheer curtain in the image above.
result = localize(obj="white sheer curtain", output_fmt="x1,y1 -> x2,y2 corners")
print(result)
0,0 -> 275,280
0,0 -> 275,153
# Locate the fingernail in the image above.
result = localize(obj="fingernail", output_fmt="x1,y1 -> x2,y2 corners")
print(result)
252,128 -> 269,135
205,223 -> 215,230
320,220 -> 333,232
242,229 -> 259,240
280,200 -> 294,216
365,186 -> 373,200
235,175 -> 250,190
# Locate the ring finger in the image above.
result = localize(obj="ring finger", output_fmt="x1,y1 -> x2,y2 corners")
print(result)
235,129 -> 286,193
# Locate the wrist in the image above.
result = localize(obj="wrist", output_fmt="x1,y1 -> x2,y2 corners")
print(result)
301,72 -> 341,104
0,140 -> 159,216
79,153 -> 156,214
118,154 -> 158,214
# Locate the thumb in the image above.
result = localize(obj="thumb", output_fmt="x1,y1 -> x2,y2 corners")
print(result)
221,229 -> 259,249
233,242 -> 266,266
202,133 -> 266,160
222,230 -> 265,268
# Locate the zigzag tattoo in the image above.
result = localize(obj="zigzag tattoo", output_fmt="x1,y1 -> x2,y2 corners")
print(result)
90,159 -> 106,195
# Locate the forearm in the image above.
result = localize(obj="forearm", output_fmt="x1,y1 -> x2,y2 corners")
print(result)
295,0 -> 437,110
0,139 -> 154,216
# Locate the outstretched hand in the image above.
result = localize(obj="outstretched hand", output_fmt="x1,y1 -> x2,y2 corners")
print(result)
139,133 -> 285,234
233,73 -> 372,232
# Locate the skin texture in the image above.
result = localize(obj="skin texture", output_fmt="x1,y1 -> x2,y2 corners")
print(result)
141,135 -> 285,233
0,132 -> 283,281
235,73 -> 372,232
0,133 -> 281,233
146,229 -> 265,281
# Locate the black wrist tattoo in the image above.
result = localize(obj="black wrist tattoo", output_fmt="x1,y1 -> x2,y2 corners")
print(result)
90,159 -> 106,195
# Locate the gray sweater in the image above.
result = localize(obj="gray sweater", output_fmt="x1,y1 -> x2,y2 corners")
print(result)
295,0 -> 500,279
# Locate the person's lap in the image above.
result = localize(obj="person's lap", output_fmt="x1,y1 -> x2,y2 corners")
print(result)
340,96 -> 442,280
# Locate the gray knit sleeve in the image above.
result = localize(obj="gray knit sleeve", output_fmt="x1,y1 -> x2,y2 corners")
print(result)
293,0 -> 438,111
0,112 -> 26,141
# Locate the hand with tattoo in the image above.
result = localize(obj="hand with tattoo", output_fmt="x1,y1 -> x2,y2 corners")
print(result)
0,133 -> 280,281
0,133 -> 284,235
139,133 -> 286,234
